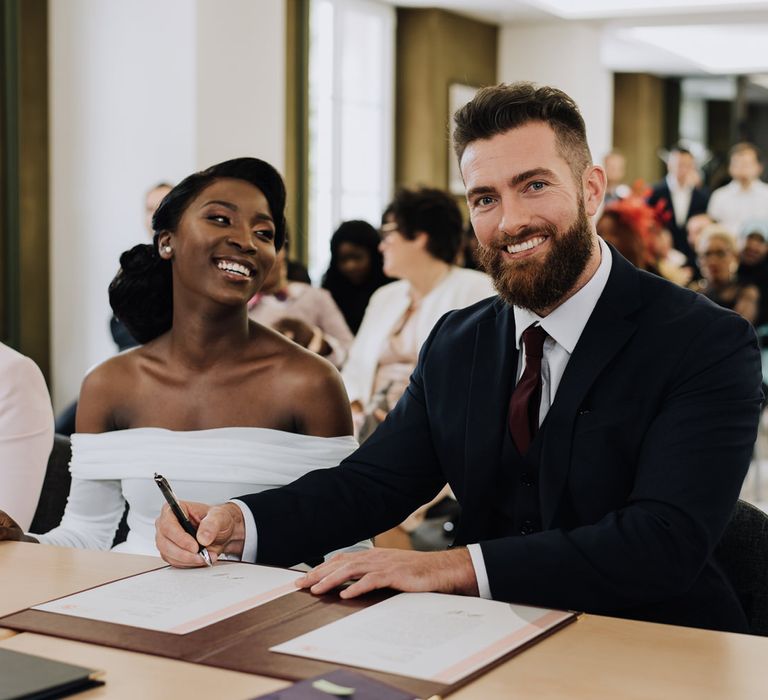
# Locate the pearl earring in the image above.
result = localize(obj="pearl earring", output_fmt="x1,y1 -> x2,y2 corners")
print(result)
162,246 -> 172,254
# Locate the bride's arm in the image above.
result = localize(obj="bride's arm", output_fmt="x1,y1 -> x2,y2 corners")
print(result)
32,477 -> 126,550
31,358 -> 128,549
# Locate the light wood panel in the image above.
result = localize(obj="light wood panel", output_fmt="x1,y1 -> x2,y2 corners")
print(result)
284,0 -> 309,265
613,73 -> 666,188
16,0 -> 49,377
0,0 -> 50,374
395,8 -> 497,192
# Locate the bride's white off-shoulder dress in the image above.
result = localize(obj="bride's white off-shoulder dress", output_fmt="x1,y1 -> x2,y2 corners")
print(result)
33,427 -> 364,559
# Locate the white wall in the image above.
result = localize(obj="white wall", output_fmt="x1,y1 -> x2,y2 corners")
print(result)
497,22 -> 613,168
50,0 -> 286,411
196,0 -> 286,170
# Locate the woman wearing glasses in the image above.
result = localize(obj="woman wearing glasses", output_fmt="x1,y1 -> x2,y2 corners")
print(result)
690,224 -> 760,325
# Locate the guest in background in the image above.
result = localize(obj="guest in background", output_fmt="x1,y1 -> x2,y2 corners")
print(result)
602,149 -> 630,206
282,230 -> 312,284
0,157 -> 365,560
0,342 -> 54,531
690,225 -> 760,325
647,146 -> 709,270
651,228 -> 694,288
686,213 -> 714,256
737,223 -> 768,326
598,196 -> 692,286
708,143 -> 768,237
596,201 -> 649,270
248,239 -> 354,369
343,187 -> 494,440
322,220 -> 391,334
143,182 -> 173,239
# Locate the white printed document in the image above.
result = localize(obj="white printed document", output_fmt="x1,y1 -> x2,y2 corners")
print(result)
271,592 -> 575,683
33,562 -> 299,634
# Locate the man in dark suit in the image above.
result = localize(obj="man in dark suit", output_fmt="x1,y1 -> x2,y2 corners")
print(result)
156,83 -> 762,633
646,146 -> 709,270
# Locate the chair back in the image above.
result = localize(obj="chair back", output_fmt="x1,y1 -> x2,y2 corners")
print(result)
29,433 -> 72,534
715,499 -> 768,636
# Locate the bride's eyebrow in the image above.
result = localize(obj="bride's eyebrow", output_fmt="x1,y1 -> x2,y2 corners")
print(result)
200,201 -> 274,224
201,199 -> 237,211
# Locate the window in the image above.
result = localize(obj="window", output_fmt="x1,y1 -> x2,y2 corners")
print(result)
307,0 -> 395,282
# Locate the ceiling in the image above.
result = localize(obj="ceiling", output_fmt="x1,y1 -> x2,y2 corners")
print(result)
385,1 -> 768,79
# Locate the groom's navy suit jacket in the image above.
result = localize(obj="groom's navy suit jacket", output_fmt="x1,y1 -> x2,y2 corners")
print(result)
241,248 -> 762,632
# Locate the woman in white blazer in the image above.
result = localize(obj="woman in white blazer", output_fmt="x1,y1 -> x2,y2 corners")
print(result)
341,188 -> 493,548
342,188 -> 494,438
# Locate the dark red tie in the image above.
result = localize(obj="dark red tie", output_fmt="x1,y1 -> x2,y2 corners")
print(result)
509,324 -> 548,454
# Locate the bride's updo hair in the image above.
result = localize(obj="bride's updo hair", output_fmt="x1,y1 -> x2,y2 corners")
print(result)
109,157 -> 287,344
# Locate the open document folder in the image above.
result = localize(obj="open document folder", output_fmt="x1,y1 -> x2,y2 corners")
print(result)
4,561 -> 577,698
271,592 -> 575,684
33,562 -> 299,634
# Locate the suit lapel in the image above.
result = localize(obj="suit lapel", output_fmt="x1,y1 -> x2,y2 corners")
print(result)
460,299 -> 516,542
539,250 -> 642,526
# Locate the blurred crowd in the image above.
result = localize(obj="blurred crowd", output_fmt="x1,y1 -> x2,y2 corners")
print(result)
598,143 -> 768,339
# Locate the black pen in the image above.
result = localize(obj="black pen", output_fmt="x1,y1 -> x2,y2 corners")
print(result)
154,473 -> 212,566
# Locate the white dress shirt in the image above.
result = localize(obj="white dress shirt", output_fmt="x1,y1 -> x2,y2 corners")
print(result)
666,175 -> 694,229
236,238 -> 613,600
467,237 -> 613,598
707,179 -> 768,237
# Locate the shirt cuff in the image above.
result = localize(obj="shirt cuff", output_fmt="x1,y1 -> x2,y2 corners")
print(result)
467,543 -> 492,599
230,499 -> 257,563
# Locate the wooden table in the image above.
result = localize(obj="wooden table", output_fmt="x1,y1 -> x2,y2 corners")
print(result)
0,541 -> 163,618
2,542 -> 768,699
0,541 -> 164,641
451,614 -> 768,700
0,633 -> 288,699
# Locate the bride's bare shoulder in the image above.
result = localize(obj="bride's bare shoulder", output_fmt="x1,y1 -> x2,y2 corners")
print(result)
85,339 -> 166,385
76,339 -> 167,432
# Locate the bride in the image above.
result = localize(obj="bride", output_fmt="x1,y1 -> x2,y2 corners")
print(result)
0,157 -> 361,561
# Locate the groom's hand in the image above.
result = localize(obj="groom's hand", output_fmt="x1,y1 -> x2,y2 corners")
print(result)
155,501 -> 245,567
296,547 -> 479,598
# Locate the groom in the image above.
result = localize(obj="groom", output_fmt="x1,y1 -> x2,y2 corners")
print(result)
156,82 -> 762,633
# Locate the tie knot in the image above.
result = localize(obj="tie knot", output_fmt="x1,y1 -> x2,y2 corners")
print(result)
522,324 -> 547,359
